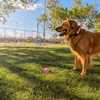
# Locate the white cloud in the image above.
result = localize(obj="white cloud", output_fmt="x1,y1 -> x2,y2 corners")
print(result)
18,21 -> 22,24
0,30 -> 4,37
0,29 -> 52,39
0,17 -> 4,21
17,3 -> 43,11
0,30 -> 14,37
8,0 -> 43,11
0,30 -> 3,33
31,32 -> 38,38
0,16 -> 6,22
42,11 -> 44,13
77,21 -> 88,30
31,32 -> 52,39
45,33 -> 52,39
34,28 -> 36,30
0,30 -> 24,38
7,31 -> 14,37
16,30 -> 23,34
19,27 -> 23,29
16,21 -> 22,24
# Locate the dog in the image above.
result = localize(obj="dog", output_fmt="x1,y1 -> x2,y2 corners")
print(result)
56,19 -> 100,75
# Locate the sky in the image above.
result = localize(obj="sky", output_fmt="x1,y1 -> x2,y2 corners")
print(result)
0,0 -> 100,39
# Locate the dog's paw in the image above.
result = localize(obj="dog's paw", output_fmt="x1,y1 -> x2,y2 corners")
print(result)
81,72 -> 86,75
71,68 -> 77,71
87,67 -> 90,69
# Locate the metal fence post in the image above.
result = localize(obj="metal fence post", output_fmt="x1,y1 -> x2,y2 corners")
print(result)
20,30 -> 22,43
0,27 -> 59,47
24,30 -> 25,46
14,29 -> 16,46
43,0 -> 46,46
32,31 -> 33,46
4,28 -> 6,46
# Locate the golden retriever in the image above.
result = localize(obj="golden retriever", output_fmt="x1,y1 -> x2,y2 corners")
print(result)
56,19 -> 100,75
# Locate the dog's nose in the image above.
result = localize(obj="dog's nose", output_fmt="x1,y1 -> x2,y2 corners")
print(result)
56,28 -> 58,31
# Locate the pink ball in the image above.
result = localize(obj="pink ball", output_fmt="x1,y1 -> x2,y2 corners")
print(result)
44,68 -> 49,73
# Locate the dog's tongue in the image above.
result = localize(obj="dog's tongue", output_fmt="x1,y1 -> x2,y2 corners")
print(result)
59,31 -> 65,36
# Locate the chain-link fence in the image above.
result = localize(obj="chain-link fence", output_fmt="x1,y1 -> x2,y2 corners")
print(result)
0,27 -> 67,46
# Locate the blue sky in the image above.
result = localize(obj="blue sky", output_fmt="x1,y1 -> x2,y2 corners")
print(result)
0,0 -> 100,34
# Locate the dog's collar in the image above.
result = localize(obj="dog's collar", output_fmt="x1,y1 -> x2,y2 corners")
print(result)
71,28 -> 80,39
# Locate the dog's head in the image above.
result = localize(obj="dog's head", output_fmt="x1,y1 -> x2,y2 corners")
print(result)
56,19 -> 80,40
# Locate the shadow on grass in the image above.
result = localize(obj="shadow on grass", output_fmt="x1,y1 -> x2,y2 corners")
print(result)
1,46 -> 74,70
0,60 -> 93,100
0,46 -> 100,100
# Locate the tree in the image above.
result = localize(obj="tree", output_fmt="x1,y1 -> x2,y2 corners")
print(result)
37,12 -> 49,24
27,36 -> 33,42
93,22 -> 100,32
37,0 -> 68,31
0,0 -> 39,23
37,0 -> 99,31
37,0 -> 62,31
34,35 -> 42,39
46,5 -> 68,31
52,33 -> 58,39
93,12 -> 100,32
69,0 -> 99,30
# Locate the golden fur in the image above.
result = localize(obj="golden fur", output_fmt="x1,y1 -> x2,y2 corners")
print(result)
56,19 -> 100,75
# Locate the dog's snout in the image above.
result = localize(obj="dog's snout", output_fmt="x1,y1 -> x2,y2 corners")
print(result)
56,27 -> 58,31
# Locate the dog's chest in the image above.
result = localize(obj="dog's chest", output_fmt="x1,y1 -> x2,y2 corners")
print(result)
70,46 -> 82,60
70,46 -> 77,54
69,39 -> 81,56
69,39 -> 77,51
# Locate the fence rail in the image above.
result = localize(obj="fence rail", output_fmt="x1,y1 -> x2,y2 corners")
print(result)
0,27 -> 66,46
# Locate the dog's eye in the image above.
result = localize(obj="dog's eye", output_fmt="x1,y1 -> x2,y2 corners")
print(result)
63,24 -> 64,26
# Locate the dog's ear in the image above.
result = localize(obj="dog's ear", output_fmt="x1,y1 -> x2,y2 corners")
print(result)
68,20 -> 77,29
72,21 -> 77,29
77,26 -> 81,29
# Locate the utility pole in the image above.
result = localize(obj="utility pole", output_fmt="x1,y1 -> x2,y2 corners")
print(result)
16,22 -> 18,41
16,22 -> 18,29
37,22 -> 39,39
43,0 -> 46,46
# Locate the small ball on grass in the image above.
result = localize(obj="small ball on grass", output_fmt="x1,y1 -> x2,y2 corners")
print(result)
44,68 -> 49,73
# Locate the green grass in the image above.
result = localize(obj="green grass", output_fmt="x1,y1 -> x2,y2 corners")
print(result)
0,45 -> 100,100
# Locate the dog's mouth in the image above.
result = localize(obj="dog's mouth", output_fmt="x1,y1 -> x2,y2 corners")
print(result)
59,29 -> 67,36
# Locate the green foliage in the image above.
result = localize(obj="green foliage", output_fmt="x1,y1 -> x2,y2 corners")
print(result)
27,36 -> 33,43
70,0 -> 99,30
37,0 -> 68,31
93,12 -> 100,32
93,22 -> 100,32
52,33 -> 58,39
47,5 -> 68,31
37,12 -> 49,23
0,0 -> 39,23
37,0 -> 100,31
0,0 -> 18,23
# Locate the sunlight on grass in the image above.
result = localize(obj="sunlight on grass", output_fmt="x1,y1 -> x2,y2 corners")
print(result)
0,45 -> 100,100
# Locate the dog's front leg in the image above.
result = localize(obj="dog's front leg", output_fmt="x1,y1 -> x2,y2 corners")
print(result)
81,55 -> 89,75
71,55 -> 81,71
87,56 -> 91,69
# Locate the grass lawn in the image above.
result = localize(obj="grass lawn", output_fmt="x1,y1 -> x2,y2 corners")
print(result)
0,45 -> 100,100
